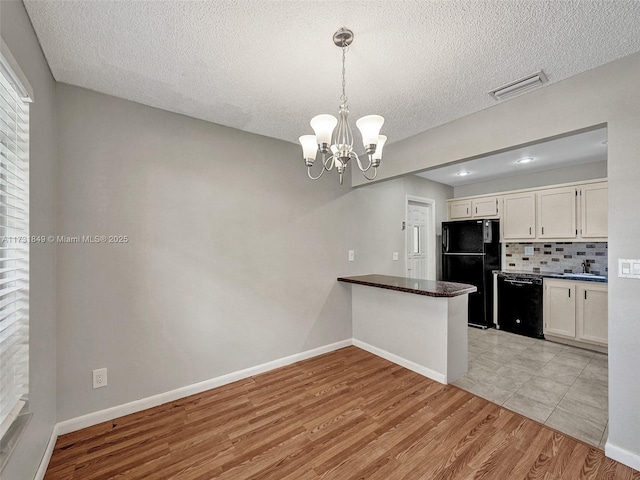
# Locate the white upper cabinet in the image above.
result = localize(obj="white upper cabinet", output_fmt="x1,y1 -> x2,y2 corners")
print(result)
502,192 -> 536,239
448,196 -> 499,220
537,186 -> 577,239
447,179 -> 607,242
472,197 -> 499,218
580,182 -> 608,239
448,199 -> 472,219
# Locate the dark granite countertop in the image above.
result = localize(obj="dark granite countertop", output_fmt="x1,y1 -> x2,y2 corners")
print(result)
493,270 -> 608,283
337,274 -> 477,297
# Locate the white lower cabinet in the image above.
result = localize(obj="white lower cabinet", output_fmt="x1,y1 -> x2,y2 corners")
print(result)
577,283 -> 608,345
543,279 -> 608,349
544,281 -> 576,338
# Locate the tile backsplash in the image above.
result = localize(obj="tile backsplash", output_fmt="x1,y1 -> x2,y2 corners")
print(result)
504,242 -> 608,275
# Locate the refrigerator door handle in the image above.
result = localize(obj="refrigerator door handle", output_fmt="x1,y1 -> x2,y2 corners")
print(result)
483,220 -> 493,243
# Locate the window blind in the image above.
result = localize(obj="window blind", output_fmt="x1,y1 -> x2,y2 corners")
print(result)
0,56 -> 29,441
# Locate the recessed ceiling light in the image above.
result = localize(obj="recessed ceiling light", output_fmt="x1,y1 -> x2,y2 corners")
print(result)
456,171 -> 471,177
517,157 -> 533,164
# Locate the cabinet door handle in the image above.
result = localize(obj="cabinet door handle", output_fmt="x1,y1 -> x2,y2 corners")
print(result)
467,208 -> 469,215
585,291 -> 587,300
542,226 -> 545,235
529,227 -> 532,235
568,289 -> 571,298
475,207 -> 478,214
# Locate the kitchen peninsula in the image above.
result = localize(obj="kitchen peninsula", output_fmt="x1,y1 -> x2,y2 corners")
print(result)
338,274 -> 477,384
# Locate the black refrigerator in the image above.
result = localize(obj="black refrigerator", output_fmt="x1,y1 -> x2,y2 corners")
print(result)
442,219 -> 501,328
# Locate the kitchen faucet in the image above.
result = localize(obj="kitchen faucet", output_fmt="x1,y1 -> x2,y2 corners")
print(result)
582,261 -> 590,273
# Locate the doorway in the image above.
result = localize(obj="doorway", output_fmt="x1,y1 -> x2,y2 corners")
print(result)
406,196 -> 436,280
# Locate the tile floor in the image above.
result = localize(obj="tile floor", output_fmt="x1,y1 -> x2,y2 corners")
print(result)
452,327 -> 608,448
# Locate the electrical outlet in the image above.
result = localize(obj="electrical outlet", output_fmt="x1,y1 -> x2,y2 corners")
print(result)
348,250 -> 355,262
93,368 -> 107,389
393,252 -> 399,261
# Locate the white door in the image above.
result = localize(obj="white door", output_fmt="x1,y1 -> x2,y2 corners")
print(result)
406,201 -> 432,279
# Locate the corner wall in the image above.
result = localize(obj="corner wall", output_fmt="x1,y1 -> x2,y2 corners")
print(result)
0,1 -> 58,478
367,51 -> 640,469
346,175 -> 452,279
54,83 -> 357,421
54,83 -> 453,422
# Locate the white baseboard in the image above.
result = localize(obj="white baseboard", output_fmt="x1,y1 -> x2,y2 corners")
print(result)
34,424 -> 58,480
352,339 -> 447,384
36,339 -> 640,477
56,339 -> 352,436
36,339 -> 351,477
605,441 -> 640,472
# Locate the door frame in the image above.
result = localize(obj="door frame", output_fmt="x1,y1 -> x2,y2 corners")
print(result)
405,195 -> 436,280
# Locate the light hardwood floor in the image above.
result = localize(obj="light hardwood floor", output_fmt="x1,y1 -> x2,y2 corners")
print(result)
45,347 -> 639,479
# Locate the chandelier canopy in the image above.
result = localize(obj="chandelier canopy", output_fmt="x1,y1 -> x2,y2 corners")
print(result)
299,28 -> 386,185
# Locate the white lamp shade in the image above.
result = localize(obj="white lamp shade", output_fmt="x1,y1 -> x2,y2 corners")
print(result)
299,135 -> 318,160
372,135 -> 387,161
356,115 -> 384,147
310,114 -> 337,146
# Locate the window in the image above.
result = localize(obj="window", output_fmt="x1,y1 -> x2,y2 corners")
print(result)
0,43 -> 31,466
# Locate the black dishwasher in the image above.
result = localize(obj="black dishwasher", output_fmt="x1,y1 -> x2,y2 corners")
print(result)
497,273 -> 544,339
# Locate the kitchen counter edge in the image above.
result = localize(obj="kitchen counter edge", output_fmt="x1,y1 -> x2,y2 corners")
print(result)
494,270 -> 608,283
337,274 -> 478,297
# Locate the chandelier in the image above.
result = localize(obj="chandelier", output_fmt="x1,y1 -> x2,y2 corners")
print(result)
299,28 -> 386,185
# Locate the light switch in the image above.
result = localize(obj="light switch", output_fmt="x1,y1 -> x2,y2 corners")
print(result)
392,252 -> 399,261
619,259 -> 640,278
348,250 -> 355,262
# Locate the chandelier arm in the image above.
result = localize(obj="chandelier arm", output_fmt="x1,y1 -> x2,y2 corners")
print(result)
362,166 -> 378,181
353,152 -> 374,172
324,154 -> 335,171
307,164 -> 326,180
307,153 -> 330,180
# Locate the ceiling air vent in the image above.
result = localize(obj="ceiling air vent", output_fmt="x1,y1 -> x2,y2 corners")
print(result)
489,70 -> 548,101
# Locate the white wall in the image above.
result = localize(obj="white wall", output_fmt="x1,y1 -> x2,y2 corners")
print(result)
366,52 -> 640,469
453,160 -> 607,198
8,1 -> 638,472
55,84 -> 359,421
54,83 -> 452,421
0,1 -> 58,478
347,175 -> 452,279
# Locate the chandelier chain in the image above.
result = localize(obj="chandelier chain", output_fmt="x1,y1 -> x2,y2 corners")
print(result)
341,45 -> 348,104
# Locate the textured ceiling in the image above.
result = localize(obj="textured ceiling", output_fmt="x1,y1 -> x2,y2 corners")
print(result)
23,1 -> 640,147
